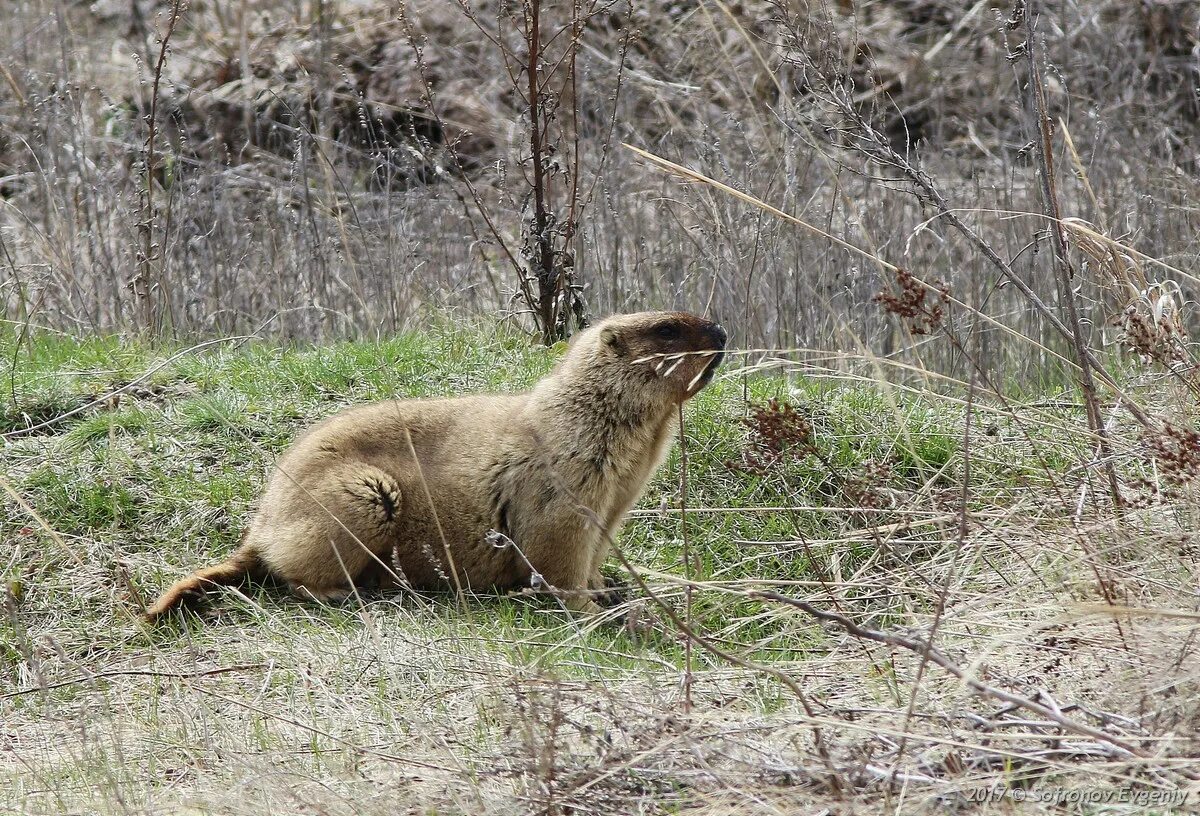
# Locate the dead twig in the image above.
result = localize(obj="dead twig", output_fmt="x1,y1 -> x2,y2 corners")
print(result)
1020,3 -> 1123,514
750,590 -> 1200,783
2,663 -> 265,699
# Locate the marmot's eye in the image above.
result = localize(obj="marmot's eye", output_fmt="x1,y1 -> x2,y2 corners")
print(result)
655,323 -> 681,340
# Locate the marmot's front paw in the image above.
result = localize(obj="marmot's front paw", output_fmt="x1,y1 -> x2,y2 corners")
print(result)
566,594 -> 605,615
593,575 -> 628,609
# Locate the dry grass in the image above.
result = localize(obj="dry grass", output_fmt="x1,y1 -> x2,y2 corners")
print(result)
3,1 -> 1198,363
2,324 -> 1200,813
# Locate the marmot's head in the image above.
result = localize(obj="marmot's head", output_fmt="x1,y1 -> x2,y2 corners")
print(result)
573,311 -> 727,405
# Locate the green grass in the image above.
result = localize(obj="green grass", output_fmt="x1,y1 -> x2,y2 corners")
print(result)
0,322 -> 1066,647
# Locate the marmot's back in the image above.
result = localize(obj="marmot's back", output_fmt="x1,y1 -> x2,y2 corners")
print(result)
284,393 -> 530,469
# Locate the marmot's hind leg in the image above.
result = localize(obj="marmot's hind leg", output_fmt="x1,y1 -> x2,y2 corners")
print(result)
288,582 -> 354,604
266,463 -> 405,603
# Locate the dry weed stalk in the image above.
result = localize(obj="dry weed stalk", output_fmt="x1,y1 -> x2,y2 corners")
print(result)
135,0 -> 186,335
676,402 -> 694,714
885,371 -> 977,791
1016,2 -> 1122,511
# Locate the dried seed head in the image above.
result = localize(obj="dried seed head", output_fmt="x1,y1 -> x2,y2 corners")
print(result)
873,267 -> 950,335
840,457 -> 894,510
725,398 -> 817,475
1115,282 -> 1191,371
1145,422 -> 1200,485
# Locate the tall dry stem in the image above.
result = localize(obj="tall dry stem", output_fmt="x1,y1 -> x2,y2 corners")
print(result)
135,0 -> 185,336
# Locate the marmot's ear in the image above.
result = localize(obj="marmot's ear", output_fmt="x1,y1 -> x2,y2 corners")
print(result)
600,326 -> 625,355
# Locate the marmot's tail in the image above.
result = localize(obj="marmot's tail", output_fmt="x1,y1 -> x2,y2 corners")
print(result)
143,544 -> 267,622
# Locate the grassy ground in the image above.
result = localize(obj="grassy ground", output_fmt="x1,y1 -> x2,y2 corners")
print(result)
2,323 -> 1198,814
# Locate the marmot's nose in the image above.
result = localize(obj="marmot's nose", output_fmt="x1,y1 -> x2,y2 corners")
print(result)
707,322 -> 728,348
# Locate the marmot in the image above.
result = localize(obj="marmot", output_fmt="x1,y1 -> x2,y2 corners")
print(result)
144,311 -> 727,620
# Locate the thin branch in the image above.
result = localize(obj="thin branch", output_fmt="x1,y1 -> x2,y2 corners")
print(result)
751,590 -> 1199,782
2,664 -> 265,699
1021,3 -> 1123,512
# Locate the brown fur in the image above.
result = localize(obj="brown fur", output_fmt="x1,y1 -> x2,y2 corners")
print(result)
144,311 -> 726,621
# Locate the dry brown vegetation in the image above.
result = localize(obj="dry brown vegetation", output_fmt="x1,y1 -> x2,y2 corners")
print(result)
3,0 -> 1197,358
3,0 -> 1200,813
